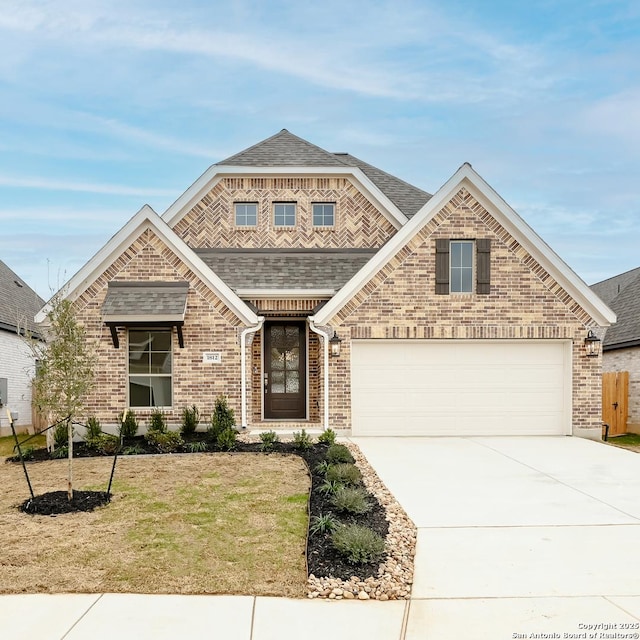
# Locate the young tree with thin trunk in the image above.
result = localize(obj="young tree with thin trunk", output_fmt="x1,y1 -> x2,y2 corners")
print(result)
31,297 -> 95,500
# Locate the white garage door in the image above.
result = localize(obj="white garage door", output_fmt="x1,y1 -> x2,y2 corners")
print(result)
351,340 -> 571,436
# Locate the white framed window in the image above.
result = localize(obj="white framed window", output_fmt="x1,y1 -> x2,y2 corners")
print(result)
235,202 -> 257,226
273,202 -> 296,227
128,329 -> 172,407
450,240 -> 474,293
312,202 -> 335,227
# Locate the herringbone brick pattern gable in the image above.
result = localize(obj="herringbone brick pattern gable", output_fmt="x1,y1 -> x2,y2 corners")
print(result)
172,178 -> 397,249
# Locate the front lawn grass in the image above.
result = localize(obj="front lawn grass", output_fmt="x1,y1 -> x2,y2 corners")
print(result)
0,453 -> 310,596
0,434 -> 46,458
606,433 -> 640,452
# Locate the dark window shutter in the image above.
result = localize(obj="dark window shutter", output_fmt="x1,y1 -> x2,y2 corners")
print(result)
435,239 -> 450,295
476,238 -> 491,294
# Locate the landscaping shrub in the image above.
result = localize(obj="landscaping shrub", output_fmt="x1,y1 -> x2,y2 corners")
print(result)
292,429 -> 313,451
86,416 -> 102,439
259,430 -> 279,453
20,446 -> 35,461
121,445 -> 145,455
325,463 -> 362,486
86,433 -> 120,455
209,395 -> 235,442
332,524 -> 386,565
119,410 -> 139,439
314,460 -> 330,475
309,512 -> 340,536
148,408 -> 168,434
317,428 -> 337,445
215,428 -> 237,452
325,443 -> 354,464
181,405 -> 200,437
146,430 -> 183,453
185,441 -> 208,453
330,486 -> 371,515
53,421 -> 68,449
317,479 -> 342,496
52,445 -> 68,459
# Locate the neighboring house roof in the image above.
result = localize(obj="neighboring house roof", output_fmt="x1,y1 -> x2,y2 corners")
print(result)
36,205 -> 259,327
312,163 -> 616,328
0,260 -> 44,335
592,269 -> 640,350
195,248 -> 377,294
591,267 -> 640,306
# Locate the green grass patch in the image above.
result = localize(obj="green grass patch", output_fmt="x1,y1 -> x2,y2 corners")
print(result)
606,434 -> 640,450
0,433 -> 46,457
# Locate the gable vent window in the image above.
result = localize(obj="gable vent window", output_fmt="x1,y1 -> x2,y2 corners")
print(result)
235,202 -> 258,227
274,202 -> 296,227
436,238 -> 491,295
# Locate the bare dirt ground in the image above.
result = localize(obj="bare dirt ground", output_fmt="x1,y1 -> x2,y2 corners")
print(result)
1,453 -> 310,597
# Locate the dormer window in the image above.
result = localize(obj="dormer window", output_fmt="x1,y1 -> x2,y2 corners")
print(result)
235,202 -> 258,227
312,203 -> 335,227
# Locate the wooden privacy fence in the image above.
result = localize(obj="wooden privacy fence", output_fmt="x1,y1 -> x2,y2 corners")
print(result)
602,371 -> 629,437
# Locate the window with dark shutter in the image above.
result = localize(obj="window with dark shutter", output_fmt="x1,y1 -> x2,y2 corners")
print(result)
476,238 -> 491,295
435,239 -> 450,294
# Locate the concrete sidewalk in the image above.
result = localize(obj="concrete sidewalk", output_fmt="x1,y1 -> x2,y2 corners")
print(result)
0,593 -> 409,639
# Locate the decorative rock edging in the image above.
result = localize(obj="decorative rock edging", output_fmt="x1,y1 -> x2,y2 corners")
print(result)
307,441 -> 417,601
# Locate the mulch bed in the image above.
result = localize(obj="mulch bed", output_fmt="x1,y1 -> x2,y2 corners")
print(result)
7,434 -> 389,581
20,490 -> 111,515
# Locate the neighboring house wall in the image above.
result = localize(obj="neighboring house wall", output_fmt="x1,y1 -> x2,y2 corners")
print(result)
324,187 -> 601,433
603,348 -> 640,432
172,177 -> 397,249
0,330 -> 35,433
74,229 -> 245,430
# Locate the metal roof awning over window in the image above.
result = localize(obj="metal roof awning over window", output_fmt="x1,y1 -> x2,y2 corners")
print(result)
102,281 -> 188,348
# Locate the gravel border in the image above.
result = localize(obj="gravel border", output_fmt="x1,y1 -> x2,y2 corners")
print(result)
306,440 -> 417,601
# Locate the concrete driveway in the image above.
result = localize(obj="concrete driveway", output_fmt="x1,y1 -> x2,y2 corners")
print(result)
351,436 -> 640,639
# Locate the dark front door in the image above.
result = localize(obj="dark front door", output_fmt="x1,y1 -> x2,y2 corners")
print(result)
264,321 -> 306,419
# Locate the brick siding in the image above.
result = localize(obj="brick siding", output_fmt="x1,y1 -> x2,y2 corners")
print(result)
172,177 -> 397,249
322,188 -> 601,433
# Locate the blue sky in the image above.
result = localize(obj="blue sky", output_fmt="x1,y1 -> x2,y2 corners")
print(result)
0,0 -> 638,299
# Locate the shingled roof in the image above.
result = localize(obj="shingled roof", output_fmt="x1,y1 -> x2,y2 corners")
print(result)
195,248 -> 377,292
0,260 -> 44,336
217,129 -> 432,218
592,268 -> 640,350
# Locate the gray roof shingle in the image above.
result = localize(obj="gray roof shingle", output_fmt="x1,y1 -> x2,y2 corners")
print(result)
592,270 -> 640,349
217,130 -> 431,218
195,248 -> 377,292
591,267 -> 640,306
0,260 -> 45,335
102,281 -> 189,321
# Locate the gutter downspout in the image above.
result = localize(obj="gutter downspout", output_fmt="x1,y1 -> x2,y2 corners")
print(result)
240,317 -> 265,429
308,318 -> 332,431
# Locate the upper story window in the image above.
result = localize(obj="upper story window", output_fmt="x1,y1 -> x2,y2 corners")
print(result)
435,238 -> 491,295
235,202 -> 258,227
273,202 -> 296,227
129,329 -> 172,407
450,240 -> 474,293
312,203 -> 335,227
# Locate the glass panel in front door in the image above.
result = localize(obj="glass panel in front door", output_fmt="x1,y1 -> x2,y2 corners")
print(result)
270,325 -> 300,394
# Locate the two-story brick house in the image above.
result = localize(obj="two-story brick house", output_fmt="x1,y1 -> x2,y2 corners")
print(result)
37,130 -> 615,438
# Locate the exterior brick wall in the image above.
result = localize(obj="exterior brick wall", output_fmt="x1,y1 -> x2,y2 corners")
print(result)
172,177 -> 397,249
603,348 -> 640,431
0,330 -> 36,433
74,228 -> 245,432
322,188 -> 602,434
